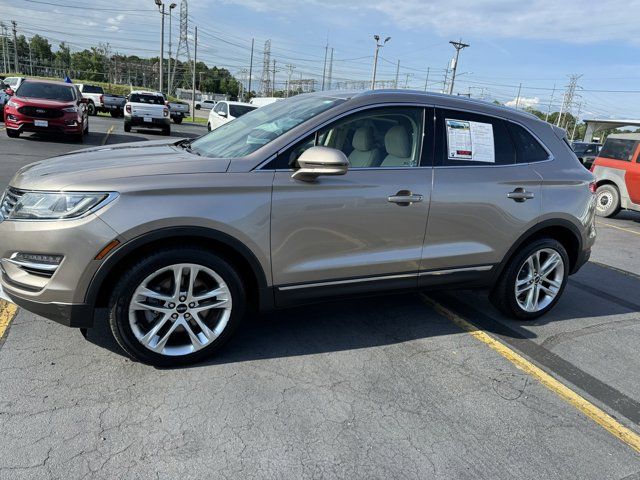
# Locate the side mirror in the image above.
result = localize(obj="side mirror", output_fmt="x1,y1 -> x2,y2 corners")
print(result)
217,110 -> 227,117
80,97 -> 88,104
5,88 -> 14,96
292,146 -> 349,182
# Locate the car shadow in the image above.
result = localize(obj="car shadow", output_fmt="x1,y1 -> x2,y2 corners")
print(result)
83,261 -> 640,368
612,210 -> 640,224
130,127 -> 200,138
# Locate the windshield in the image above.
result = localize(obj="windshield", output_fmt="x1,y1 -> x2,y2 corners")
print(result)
190,94 -> 345,158
16,81 -> 76,101
130,94 -> 164,105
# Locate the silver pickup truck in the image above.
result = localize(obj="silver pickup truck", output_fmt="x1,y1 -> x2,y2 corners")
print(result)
77,84 -> 126,117
167,100 -> 189,124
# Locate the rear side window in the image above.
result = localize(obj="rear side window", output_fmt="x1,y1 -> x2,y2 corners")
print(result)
82,85 -> 104,94
506,122 -> 549,163
436,109 -> 515,166
230,105 -> 255,117
598,139 -> 638,162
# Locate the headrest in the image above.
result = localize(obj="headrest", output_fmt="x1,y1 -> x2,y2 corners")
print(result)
384,125 -> 411,158
352,126 -> 374,151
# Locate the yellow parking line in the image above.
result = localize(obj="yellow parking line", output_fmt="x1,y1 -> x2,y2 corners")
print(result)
102,125 -> 115,146
421,295 -> 640,454
0,300 -> 18,341
596,221 -> 640,236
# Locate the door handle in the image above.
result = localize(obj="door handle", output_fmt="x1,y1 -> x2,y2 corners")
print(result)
388,190 -> 423,206
507,187 -> 535,202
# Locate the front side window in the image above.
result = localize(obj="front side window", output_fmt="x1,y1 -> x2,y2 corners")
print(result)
190,94 -> 345,158
507,122 -> 549,163
436,109 -> 515,166
17,82 -> 76,102
599,139 -> 638,162
273,106 -> 425,170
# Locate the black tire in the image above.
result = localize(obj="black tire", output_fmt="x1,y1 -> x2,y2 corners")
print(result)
110,110 -> 119,118
124,122 -> 131,133
6,128 -> 19,138
195,104 -> 201,110
84,118 -> 89,134
489,238 -> 569,320
595,184 -> 621,218
163,126 -> 171,136
107,248 -> 247,366
207,122 -> 211,132
173,116 -> 183,124
87,101 -> 96,116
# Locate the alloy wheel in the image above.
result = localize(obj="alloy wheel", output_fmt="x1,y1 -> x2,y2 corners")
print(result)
596,190 -> 613,213
514,248 -> 565,313
128,263 -> 232,356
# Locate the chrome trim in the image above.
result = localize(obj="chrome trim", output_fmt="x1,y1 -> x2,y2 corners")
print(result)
418,265 -> 493,276
277,272 -> 417,291
6,255 -> 60,273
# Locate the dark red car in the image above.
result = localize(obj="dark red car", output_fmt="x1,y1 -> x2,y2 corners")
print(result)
4,79 -> 89,141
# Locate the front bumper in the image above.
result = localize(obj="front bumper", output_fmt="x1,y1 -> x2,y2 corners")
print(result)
0,212 -> 121,328
5,110 -> 84,135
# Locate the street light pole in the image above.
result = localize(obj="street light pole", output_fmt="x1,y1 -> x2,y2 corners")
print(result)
167,3 -> 176,94
370,35 -> 390,90
154,0 -> 165,94
447,40 -> 469,95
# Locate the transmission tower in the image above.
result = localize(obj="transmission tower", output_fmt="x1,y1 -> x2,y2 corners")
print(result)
172,0 -> 191,89
556,74 -> 582,129
260,39 -> 271,96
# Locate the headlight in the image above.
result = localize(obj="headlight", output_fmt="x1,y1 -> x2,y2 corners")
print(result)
5,191 -> 116,220
62,106 -> 78,113
6,100 -> 19,108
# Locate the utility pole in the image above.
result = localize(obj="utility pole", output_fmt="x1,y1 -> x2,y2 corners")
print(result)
515,83 -> 522,109
545,83 -> 556,122
28,38 -> 33,75
447,39 -> 469,95
247,38 -> 254,97
12,21 -> 19,73
571,101 -> 583,140
404,73 -> 411,89
423,67 -> 430,91
191,26 -> 197,121
0,22 -> 7,73
154,0 -> 165,94
167,2 -> 176,94
285,64 -> 295,98
370,34 -> 390,90
394,60 -> 400,88
327,48 -> 333,90
557,74 -> 582,128
321,43 -> 328,91
272,59 -> 276,96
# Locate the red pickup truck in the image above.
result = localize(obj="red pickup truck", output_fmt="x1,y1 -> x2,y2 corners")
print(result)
591,133 -> 640,217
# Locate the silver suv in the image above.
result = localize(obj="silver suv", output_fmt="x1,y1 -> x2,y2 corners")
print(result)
0,91 -> 596,366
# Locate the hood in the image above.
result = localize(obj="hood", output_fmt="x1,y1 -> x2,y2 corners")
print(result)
13,96 -> 75,108
10,139 -> 232,191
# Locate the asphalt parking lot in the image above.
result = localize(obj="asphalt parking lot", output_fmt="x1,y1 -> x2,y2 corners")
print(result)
0,117 -> 639,479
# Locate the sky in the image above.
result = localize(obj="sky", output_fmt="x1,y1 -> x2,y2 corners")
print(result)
4,0 -> 640,120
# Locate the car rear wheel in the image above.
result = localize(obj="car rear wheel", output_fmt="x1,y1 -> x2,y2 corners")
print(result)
124,122 -> 131,133
595,184 -> 620,218
87,101 -> 96,116
108,248 -> 246,366
6,128 -> 19,138
173,116 -> 183,124
490,238 -> 568,320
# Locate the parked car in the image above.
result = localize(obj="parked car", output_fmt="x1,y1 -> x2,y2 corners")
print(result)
4,78 -> 88,140
124,91 -> 170,135
76,84 -> 125,117
166,99 -> 189,124
571,141 -> 601,169
0,89 -> 9,118
2,76 -> 25,92
0,91 -> 595,366
591,133 -> 640,217
207,100 -> 256,131
195,99 -> 216,110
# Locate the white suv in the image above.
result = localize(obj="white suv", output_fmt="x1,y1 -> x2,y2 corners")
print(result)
124,91 -> 170,135
207,101 -> 256,131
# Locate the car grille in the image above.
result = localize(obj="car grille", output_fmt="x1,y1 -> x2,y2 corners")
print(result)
0,188 -> 23,219
17,106 -> 64,119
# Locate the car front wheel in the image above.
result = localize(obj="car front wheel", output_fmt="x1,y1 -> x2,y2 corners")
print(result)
108,248 -> 246,366
490,238 -> 568,320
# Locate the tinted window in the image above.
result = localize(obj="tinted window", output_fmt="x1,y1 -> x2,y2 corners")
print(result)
82,85 -> 104,94
16,81 -> 76,101
599,139 -> 638,162
230,105 -> 256,118
507,122 -> 549,163
129,94 -> 164,105
436,109 -> 515,166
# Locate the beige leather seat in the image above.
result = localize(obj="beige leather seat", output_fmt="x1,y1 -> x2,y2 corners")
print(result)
381,125 -> 414,167
348,126 -> 381,168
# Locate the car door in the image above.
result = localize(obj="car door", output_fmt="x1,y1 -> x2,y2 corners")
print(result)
419,108 -> 543,286
210,102 -> 227,129
626,145 -> 640,205
270,106 -> 433,303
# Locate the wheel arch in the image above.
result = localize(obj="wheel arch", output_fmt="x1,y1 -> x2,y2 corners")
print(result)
492,219 -> 584,283
88,226 -> 272,314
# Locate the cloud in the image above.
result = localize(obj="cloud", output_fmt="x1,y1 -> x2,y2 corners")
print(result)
505,96 -> 540,108
218,0 -> 640,44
